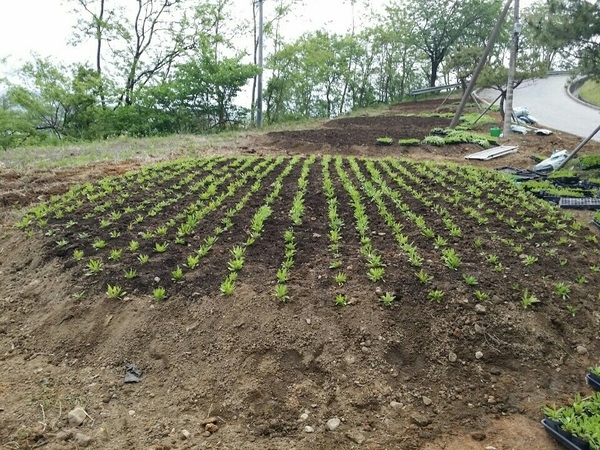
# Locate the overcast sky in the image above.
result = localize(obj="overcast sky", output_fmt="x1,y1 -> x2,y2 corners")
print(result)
0,0 -> 377,74
0,0 -> 536,79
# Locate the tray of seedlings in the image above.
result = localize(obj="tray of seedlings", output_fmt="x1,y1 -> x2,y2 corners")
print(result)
542,389 -> 600,450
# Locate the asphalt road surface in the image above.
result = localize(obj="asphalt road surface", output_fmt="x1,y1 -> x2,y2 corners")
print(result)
479,75 -> 600,142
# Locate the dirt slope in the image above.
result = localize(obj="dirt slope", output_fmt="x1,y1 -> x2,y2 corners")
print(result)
1,98 -> 599,450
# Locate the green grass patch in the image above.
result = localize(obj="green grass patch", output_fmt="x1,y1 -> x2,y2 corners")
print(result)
579,79 -> 600,107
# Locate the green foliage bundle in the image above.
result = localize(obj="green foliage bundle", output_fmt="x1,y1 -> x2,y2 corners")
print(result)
376,137 -> 394,145
548,170 -> 580,181
398,138 -> 421,146
580,154 -> 600,170
421,135 -> 446,146
421,129 -> 495,148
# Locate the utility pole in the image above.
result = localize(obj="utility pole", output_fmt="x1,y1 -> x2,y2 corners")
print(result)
256,0 -> 264,128
502,0 -> 520,138
450,0 -> 513,129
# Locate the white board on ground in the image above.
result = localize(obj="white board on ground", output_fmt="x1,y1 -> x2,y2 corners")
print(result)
465,146 -> 518,161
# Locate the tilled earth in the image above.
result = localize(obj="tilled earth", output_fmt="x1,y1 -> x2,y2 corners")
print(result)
1,98 -> 599,450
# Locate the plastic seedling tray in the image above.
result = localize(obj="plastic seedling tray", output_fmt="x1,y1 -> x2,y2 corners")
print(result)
587,373 -> 600,391
542,418 -> 590,450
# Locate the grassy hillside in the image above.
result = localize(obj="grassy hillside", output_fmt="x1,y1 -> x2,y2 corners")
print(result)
579,79 -> 600,106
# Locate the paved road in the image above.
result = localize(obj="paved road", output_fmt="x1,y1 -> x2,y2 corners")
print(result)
480,75 -> 600,142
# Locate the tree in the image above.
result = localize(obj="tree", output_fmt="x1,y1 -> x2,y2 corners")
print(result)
142,38 -> 259,132
477,54 -> 547,120
526,0 -> 598,76
402,0 -> 502,87
250,0 -> 303,122
68,0 -> 127,106
0,95 -> 40,150
1,58 -> 103,142
521,2 -> 563,71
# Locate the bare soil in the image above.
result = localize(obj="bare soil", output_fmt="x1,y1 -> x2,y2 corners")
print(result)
1,98 -> 599,450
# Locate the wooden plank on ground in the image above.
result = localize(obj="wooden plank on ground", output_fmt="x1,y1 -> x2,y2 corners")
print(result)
465,146 -> 518,161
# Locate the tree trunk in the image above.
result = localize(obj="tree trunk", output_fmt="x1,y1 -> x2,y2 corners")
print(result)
97,0 -> 106,107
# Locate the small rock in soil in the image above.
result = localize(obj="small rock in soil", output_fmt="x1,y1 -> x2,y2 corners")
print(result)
390,401 -> 403,409
57,430 -> 73,441
577,345 -> 588,355
299,413 -> 309,422
448,351 -> 457,362
474,324 -> 485,334
346,430 -> 366,444
475,351 -> 484,359
128,410 -> 135,416
67,407 -> 87,427
181,430 -> 191,440
304,426 -> 315,433
422,396 -> 432,406
410,413 -> 431,427
75,433 -> 94,447
203,431 -> 212,437
201,416 -> 218,426
475,304 -> 487,314
471,431 -> 486,441
205,423 -> 219,433
326,418 -> 341,431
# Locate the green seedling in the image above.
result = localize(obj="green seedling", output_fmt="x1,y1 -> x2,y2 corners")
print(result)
334,272 -> 347,286
462,273 -> 478,286
108,249 -> 122,261
380,292 -> 396,307
474,290 -> 489,301
106,284 -> 126,299
274,283 -> 290,303
123,268 -> 138,279
154,242 -> 168,253
554,282 -> 571,300
367,267 -> 385,282
92,239 -> 107,250
428,290 -> 444,303
171,266 -> 184,281
85,258 -> 104,276
153,287 -> 167,301
335,294 -> 347,306
416,269 -> 433,285
521,289 -> 540,308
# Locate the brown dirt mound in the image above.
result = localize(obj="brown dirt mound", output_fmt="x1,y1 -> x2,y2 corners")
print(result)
1,102 -> 599,450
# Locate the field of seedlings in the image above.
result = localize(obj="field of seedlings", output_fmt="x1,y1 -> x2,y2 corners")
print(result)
2,104 -> 600,449
18,155 -> 599,309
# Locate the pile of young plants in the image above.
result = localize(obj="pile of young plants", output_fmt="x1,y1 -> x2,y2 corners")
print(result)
543,368 -> 600,449
14,155 -> 600,312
